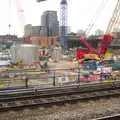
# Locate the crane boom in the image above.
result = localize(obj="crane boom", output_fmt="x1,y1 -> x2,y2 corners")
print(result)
14,0 -> 30,44
14,0 -> 25,33
80,37 -> 98,54
106,0 -> 120,34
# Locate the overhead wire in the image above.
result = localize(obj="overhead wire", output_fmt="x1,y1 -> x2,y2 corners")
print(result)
86,0 -> 109,35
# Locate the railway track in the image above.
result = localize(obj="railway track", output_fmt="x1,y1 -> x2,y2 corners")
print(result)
0,81 -> 120,98
95,114 -> 120,120
0,82 -> 120,111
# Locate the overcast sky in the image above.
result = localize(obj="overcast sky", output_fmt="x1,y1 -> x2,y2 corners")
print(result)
0,0 -> 117,36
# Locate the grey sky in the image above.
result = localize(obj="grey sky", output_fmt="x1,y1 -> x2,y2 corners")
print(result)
0,0 -> 117,36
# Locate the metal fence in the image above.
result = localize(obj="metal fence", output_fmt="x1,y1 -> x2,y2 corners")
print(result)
0,66 -> 119,90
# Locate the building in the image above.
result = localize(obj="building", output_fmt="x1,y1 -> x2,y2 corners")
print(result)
40,10 -> 59,36
67,26 -> 71,34
32,26 -> 41,36
76,30 -> 86,37
94,29 -> 104,36
31,36 -> 59,48
59,26 -> 71,35
24,24 -> 43,37
24,24 -> 33,37
40,27 -> 48,36
0,35 -> 19,44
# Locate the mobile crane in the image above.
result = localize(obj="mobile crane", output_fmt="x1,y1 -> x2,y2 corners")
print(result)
79,0 -> 120,58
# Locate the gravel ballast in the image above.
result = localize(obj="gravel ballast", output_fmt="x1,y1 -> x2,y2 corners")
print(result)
0,97 -> 120,120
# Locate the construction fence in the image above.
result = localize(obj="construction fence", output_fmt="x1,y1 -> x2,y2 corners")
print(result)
0,66 -> 119,90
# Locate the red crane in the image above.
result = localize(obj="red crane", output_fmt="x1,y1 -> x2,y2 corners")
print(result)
80,34 -> 113,57
79,0 -> 117,58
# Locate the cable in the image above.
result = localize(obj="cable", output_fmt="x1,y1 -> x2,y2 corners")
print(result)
86,0 -> 109,35
86,0 -> 106,30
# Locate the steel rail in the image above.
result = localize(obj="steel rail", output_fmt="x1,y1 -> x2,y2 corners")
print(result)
0,83 -> 120,111
0,81 -> 119,98
95,114 -> 120,120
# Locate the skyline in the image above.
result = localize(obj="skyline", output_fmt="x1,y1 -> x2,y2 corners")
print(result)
0,0 -> 117,37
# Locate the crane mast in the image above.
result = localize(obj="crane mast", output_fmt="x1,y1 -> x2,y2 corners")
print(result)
60,0 -> 68,54
106,0 -> 120,34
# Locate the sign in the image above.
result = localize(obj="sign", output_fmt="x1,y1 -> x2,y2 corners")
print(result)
80,75 -> 100,82
97,67 -> 112,73
58,76 -> 69,84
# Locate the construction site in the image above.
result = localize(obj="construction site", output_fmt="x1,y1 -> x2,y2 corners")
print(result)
1,0 -> 120,120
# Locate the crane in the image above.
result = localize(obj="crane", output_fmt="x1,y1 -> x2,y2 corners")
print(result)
79,0 -> 117,57
14,0 -> 30,44
37,0 -> 68,54
60,0 -> 68,54
106,0 -> 120,34
85,0 -> 108,36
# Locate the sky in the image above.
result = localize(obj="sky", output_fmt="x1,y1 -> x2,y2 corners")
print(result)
0,0 -> 117,37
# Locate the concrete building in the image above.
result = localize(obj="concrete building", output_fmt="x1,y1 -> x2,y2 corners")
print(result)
32,26 -> 41,36
40,27 -> 47,36
41,10 -> 59,36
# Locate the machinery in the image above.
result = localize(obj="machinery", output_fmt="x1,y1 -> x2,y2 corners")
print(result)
14,0 -> 30,44
106,0 -> 120,35
10,61 -> 24,68
78,0 -> 120,66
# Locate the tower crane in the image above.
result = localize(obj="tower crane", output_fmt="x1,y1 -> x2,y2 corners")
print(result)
14,0 -> 30,44
37,0 -> 68,54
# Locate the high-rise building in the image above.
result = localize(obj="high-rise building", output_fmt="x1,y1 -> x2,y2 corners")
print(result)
40,10 -> 59,36
32,26 -> 41,36
24,24 -> 33,37
24,24 -> 41,37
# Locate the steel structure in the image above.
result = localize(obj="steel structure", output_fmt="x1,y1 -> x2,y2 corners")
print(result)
106,0 -> 120,34
60,0 -> 68,54
37,0 -> 68,54
14,0 -> 31,44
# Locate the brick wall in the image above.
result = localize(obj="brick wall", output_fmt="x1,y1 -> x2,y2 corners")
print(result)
31,36 -> 59,48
